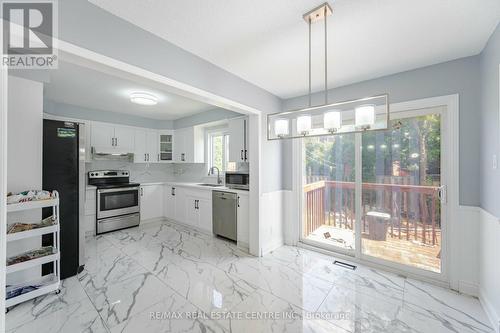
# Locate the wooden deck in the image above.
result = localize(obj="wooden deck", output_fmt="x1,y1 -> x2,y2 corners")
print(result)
303,180 -> 442,273
306,224 -> 441,273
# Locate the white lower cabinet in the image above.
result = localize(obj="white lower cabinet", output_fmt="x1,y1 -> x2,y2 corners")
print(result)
184,189 -> 212,232
237,193 -> 249,248
140,185 -> 164,221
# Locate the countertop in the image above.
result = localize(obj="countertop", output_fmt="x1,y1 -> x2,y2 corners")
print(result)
86,182 -> 249,195
140,181 -> 250,195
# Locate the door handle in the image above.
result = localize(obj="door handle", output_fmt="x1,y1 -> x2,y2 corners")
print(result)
437,185 -> 447,204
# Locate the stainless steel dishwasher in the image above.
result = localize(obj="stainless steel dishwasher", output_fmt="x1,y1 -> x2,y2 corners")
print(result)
212,191 -> 237,241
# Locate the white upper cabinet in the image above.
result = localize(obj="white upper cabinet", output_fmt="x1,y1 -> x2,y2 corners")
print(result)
114,126 -> 135,151
91,122 -> 115,151
228,117 -> 249,163
91,122 -> 135,152
158,130 -> 174,162
134,129 -> 159,163
174,126 -> 204,163
146,130 -> 158,163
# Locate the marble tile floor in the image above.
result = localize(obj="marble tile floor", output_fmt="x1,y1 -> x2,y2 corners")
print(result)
6,220 -> 494,333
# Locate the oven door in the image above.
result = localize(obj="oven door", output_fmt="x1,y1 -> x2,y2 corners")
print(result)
97,187 -> 140,219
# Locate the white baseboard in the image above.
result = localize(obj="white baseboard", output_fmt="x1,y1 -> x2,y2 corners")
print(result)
458,280 -> 479,297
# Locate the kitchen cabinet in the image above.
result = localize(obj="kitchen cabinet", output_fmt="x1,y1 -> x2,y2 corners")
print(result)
236,193 -> 249,248
164,185 -> 186,222
174,126 -> 204,163
158,130 -> 174,162
91,122 -> 135,152
184,189 -> 212,232
228,117 -> 249,163
140,184 -> 164,221
134,129 -> 158,163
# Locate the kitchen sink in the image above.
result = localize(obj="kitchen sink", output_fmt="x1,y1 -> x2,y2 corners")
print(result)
197,183 -> 224,187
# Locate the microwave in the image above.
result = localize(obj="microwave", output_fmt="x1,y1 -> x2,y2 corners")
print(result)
225,172 -> 249,190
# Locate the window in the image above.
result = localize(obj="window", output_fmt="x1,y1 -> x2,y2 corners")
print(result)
208,131 -> 229,172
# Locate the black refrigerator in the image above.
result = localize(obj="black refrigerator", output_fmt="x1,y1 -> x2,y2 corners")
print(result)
42,119 -> 85,279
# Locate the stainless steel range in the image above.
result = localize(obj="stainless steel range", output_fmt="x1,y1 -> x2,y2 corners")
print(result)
88,170 -> 140,234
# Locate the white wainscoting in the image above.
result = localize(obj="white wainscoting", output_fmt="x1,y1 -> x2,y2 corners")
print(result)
479,207 -> 500,332
455,205 -> 480,297
260,191 -> 285,255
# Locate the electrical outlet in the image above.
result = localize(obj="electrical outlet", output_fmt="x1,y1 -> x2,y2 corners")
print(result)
493,155 -> 498,170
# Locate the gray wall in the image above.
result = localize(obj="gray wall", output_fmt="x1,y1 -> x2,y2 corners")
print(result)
174,108 -> 241,129
44,100 -> 174,129
58,0 -> 283,193
283,56 -> 482,206
480,23 -> 500,217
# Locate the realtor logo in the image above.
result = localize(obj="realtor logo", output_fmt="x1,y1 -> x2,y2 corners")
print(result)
2,0 -> 58,69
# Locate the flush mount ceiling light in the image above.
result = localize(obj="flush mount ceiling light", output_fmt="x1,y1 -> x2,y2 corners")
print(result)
267,2 -> 389,140
130,92 -> 158,106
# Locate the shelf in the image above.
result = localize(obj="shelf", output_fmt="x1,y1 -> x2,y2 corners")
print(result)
6,274 -> 59,307
7,224 -> 59,242
7,198 -> 59,213
6,251 -> 59,274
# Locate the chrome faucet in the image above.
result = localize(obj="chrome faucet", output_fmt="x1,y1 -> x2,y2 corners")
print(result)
208,166 -> 223,185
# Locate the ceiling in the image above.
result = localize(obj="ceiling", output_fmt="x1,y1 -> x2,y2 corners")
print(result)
44,61 -> 215,120
89,0 -> 500,99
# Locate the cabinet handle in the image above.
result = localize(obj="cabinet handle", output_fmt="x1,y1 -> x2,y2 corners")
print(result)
244,150 -> 247,161
237,196 -> 240,207
144,153 -> 147,162
140,187 -> 143,196
194,200 -> 197,209
240,150 -> 243,160
172,187 -> 175,196
115,138 -> 118,146
147,153 -> 150,161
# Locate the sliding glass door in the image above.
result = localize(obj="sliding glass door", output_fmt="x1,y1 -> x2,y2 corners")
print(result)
302,134 -> 356,254
300,107 -> 445,275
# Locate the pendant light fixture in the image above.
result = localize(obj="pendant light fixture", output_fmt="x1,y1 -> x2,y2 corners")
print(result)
267,2 -> 389,140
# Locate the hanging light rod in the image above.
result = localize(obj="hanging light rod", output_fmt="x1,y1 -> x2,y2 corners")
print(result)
267,2 -> 389,141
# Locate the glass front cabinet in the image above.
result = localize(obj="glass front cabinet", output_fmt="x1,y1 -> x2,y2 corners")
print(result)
158,130 -> 174,162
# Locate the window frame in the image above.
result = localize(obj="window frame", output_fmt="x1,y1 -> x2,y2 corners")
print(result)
206,128 -> 230,175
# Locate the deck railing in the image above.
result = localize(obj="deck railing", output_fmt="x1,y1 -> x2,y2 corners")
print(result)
304,180 -> 441,245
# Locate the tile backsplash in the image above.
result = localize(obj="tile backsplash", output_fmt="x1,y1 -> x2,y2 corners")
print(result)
85,161 -> 216,184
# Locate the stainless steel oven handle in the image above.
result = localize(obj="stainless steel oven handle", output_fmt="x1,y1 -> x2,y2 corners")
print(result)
97,187 -> 140,194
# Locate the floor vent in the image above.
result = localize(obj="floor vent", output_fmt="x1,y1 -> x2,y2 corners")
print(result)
333,260 -> 357,270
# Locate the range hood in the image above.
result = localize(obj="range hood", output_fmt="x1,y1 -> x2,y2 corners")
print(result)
91,147 -> 134,161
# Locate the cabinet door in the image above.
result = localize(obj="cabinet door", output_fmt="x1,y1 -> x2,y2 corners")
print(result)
174,187 -> 186,222
243,118 -> 249,162
91,122 -> 115,150
164,186 -> 176,219
228,118 -> 245,162
237,194 -> 249,246
159,131 -> 174,162
147,130 -> 158,162
184,196 -> 198,227
134,129 -> 147,163
114,126 -> 135,151
140,185 -> 163,221
174,128 -> 185,162
197,198 -> 212,232
182,127 -> 194,163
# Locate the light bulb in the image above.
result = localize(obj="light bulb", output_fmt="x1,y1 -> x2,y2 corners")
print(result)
355,104 -> 375,129
296,115 -> 312,135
